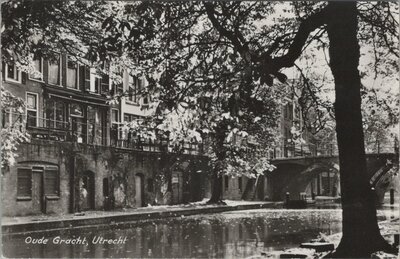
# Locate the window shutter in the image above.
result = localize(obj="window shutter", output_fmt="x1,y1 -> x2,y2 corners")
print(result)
21,72 -> 27,84
85,66 -> 91,92
43,59 -> 49,83
17,168 -> 32,197
44,168 -> 59,196
101,62 -> 110,94
61,55 -> 67,87
79,65 -> 85,90
1,62 -> 5,81
101,74 -> 109,94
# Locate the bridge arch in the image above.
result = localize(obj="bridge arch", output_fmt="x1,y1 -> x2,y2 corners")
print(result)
269,152 -> 397,202
268,162 -> 339,200
372,165 -> 399,204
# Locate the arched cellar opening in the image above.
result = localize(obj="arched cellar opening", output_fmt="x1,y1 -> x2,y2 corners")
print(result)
304,169 -> 340,198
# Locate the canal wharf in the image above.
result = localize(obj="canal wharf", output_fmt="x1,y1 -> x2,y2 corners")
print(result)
2,200 -> 283,234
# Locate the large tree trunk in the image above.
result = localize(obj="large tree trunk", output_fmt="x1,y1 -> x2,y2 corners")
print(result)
207,122 -> 228,204
208,173 -> 224,204
326,2 -> 394,257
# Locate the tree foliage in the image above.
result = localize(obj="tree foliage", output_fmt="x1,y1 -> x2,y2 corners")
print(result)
1,1 -> 399,255
0,87 -> 29,169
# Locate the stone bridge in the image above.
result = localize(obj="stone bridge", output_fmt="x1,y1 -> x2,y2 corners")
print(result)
267,152 -> 398,204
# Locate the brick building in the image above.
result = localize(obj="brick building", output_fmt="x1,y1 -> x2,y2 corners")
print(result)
1,55 -> 209,217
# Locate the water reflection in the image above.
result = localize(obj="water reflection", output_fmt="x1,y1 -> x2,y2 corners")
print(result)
2,208 -> 397,258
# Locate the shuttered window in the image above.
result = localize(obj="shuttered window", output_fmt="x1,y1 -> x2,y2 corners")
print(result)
44,167 -> 59,196
17,168 -> 32,198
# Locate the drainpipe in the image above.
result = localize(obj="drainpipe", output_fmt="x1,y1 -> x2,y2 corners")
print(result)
69,154 -> 76,213
70,143 -> 81,213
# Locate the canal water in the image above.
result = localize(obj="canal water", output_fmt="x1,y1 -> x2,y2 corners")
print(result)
2,208 -> 397,258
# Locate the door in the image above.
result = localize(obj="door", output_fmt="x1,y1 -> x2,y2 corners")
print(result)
32,171 -> 44,214
80,171 -> 95,210
171,172 -> 181,204
135,174 -> 144,207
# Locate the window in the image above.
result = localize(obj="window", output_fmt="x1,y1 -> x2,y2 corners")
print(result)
111,71 -> 123,96
67,60 -> 78,89
124,113 -> 140,122
128,75 -> 141,103
111,109 -> 120,124
17,166 -> 60,201
2,108 -> 23,129
70,103 -> 84,117
238,177 -> 242,192
54,102 -> 66,128
45,99 -> 67,129
111,109 -> 120,144
29,58 -> 43,81
101,63 -> 110,93
17,168 -> 32,198
48,54 -> 61,85
89,71 -> 102,94
142,96 -> 149,106
5,63 -> 21,83
26,93 -> 38,127
70,104 -> 86,143
44,167 -> 59,196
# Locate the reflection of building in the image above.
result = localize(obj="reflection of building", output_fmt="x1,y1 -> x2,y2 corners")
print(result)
1,55 -> 209,217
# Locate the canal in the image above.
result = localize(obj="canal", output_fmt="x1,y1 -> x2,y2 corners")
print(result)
2,208 -> 398,258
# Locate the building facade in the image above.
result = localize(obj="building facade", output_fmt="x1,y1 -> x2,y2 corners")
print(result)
221,84 -> 340,201
1,54 -> 209,217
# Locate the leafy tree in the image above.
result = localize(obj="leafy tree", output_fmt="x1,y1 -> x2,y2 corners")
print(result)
2,1 -> 399,257
104,2 -> 397,256
0,87 -> 29,169
98,2 -> 286,203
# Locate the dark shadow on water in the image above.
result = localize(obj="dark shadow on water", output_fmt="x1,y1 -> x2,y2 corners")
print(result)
2,208 -> 397,258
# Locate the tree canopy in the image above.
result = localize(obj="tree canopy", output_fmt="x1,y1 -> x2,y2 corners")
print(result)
1,1 -> 399,256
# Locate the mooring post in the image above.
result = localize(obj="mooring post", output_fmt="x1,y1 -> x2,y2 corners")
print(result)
286,192 -> 290,204
390,189 -> 395,205
371,187 -> 377,206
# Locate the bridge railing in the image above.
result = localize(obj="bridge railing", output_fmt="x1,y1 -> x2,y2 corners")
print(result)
365,141 -> 398,154
273,140 -> 398,159
274,142 -> 339,158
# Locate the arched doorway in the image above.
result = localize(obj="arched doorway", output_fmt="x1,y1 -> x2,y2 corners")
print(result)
305,169 -> 340,198
80,171 -> 95,210
135,173 -> 145,207
171,172 -> 182,204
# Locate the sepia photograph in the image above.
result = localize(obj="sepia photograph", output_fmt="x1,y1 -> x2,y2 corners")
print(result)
0,1 -> 399,258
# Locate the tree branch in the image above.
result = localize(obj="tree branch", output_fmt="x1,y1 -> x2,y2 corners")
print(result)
266,7 -> 328,73
204,2 -> 253,63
